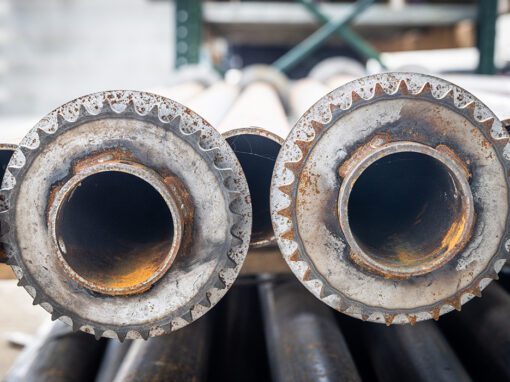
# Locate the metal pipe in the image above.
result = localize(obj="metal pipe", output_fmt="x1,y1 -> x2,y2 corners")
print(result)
288,78 -> 329,124
5,321 -> 106,382
362,321 -> 471,382
219,79 -> 289,247
147,81 -> 205,104
270,72 -> 510,323
112,316 -> 211,382
218,81 -> 290,139
209,281 -> 271,382
1,90 -> 251,340
186,81 -> 239,126
259,279 -> 361,382
445,283 -> 510,380
95,340 -> 132,382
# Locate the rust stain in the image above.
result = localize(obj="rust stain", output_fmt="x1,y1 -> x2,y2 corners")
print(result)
277,206 -> 292,220
431,308 -> 441,321
288,250 -> 300,262
302,267 -> 312,281
435,144 -> 471,180
310,120 -> 325,135
281,229 -> 294,241
338,133 -> 391,179
397,80 -> 410,95
383,314 -> 395,326
278,183 -> 293,196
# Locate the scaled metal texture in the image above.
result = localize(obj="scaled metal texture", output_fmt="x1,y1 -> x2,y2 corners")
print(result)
0,90 -> 251,340
271,72 -> 510,324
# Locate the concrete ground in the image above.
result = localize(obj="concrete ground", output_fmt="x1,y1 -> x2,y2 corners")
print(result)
0,279 -> 48,379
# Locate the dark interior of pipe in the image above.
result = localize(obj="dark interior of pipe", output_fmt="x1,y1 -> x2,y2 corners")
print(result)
57,171 -> 174,292
0,149 -> 15,261
0,149 -> 14,187
347,152 -> 463,268
226,134 -> 281,246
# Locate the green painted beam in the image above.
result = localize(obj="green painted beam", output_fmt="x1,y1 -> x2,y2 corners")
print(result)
274,0 -> 375,73
476,0 -> 497,75
298,0 -> 385,68
175,0 -> 202,68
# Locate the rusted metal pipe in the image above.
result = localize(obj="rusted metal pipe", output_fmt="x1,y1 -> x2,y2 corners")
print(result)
442,283 -> 510,380
0,90 -> 251,340
5,321 -> 106,382
112,316 -> 211,382
362,321 -> 471,382
271,72 -> 510,323
259,278 -> 361,382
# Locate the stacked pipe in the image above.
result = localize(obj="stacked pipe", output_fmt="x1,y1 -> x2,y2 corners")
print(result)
6,277 -> 510,381
1,64 -> 510,382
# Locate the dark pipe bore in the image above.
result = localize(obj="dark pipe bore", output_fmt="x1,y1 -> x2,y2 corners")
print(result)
226,134 -> 281,246
348,152 -> 463,268
56,171 -> 174,292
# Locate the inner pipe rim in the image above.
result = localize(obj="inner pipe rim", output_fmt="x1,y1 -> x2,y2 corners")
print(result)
48,161 -> 183,296
338,141 -> 474,278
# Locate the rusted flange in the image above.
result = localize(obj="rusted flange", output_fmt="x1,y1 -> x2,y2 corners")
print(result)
47,155 -> 192,296
0,90 -> 251,340
271,72 -> 510,324
337,139 -> 474,279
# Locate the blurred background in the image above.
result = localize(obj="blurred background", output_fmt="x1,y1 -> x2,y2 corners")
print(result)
1,0 -> 510,381
0,0 -> 509,117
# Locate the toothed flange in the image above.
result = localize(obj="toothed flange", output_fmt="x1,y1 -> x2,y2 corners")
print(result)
0,90 -> 251,340
270,72 -> 510,324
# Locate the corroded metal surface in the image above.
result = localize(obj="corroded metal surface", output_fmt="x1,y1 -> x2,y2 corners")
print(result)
0,90 -> 251,340
337,140 -> 475,279
271,72 -> 510,324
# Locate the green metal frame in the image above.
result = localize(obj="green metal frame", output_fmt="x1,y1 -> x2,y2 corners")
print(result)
174,0 -> 498,75
476,0 -> 497,75
273,0 -> 383,73
175,0 -> 202,68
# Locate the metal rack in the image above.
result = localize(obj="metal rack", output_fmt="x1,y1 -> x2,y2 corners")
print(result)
173,0 -> 498,74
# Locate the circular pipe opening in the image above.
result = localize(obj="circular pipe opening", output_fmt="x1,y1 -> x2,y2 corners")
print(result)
226,131 -> 281,247
53,167 -> 181,295
339,143 -> 474,277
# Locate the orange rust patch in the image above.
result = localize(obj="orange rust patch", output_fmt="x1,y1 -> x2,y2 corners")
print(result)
435,144 -> 471,180
338,133 -> 391,178
73,148 -> 136,175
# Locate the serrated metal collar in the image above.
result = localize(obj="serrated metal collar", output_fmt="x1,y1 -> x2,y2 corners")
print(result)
0,90 -> 251,340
